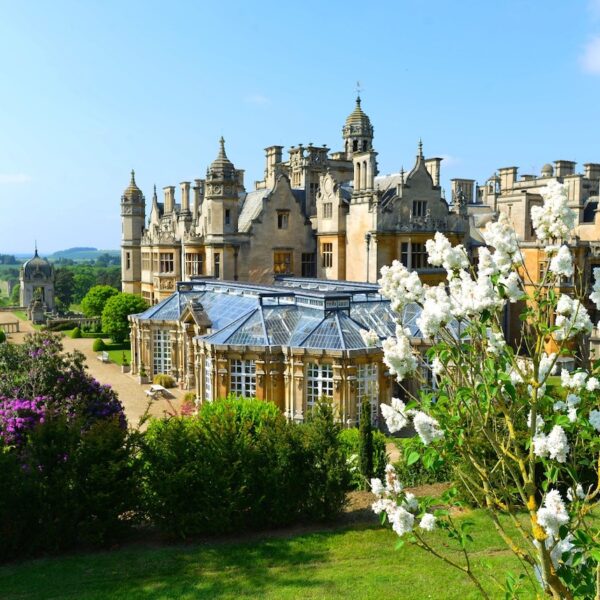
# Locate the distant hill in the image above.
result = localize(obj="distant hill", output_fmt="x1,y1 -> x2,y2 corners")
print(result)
49,247 -> 120,261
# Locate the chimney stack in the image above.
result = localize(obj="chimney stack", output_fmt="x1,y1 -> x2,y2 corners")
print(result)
554,160 -> 576,178
180,182 -> 191,213
425,157 -> 442,187
163,185 -> 175,213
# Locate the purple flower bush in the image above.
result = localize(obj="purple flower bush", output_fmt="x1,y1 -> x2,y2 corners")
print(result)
0,397 -> 47,446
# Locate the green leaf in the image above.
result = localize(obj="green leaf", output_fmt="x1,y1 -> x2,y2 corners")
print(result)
406,451 -> 420,466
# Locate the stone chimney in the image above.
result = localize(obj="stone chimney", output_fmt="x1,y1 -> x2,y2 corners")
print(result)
180,182 -> 191,213
554,160 -> 576,178
584,163 -> 600,181
264,146 -> 283,188
192,179 -> 204,219
425,158 -> 442,187
163,185 -> 175,214
450,179 -> 475,204
498,167 -> 518,192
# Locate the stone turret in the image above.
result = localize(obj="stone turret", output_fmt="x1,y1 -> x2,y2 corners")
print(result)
343,96 -> 374,159
120,169 -> 146,294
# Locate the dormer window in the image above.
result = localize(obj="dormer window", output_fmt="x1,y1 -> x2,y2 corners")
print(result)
277,211 -> 289,229
323,202 -> 333,219
412,200 -> 427,217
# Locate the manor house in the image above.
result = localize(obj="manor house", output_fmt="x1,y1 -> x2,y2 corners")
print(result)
121,98 -> 470,304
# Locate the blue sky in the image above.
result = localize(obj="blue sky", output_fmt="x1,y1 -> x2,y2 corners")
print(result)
1,0 -> 600,254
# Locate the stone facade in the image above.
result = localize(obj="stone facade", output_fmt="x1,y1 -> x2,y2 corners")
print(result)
122,98 -> 470,304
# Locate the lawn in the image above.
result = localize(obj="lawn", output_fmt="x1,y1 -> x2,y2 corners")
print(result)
0,512 -> 537,600
105,341 -> 131,365
12,310 -> 28,321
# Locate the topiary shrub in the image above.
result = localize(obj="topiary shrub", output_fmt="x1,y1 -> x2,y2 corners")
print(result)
339,427 -> 387,490
153,373 -> 175,388
70,326 -> 82,339
92,338 -> 106,352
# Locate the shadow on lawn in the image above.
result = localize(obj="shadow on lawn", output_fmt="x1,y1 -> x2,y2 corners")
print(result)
1,529 -> 338,600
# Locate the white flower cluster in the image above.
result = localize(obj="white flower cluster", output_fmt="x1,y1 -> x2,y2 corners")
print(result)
498,271 -> 524,303
548,245 -> 574,279
553,393 -> 580,423
554,295 -> 592,341
487,330 -> 506,356
537,489 -> 569,538
533,425 -> 570,463
482,213 -> 522,275
382,327 -> 418,382
380,398 -> 409,433
530,181 -> 576,244
590,267 -> 600,312
561,369 -> 588,392
380,399 -> 444,445
566,484 -> 586,502
425,232 -> 470,276
360,328 -> 380,347
379,260 -> 424,312
589,409 -> 600,432
448,268 -> 505,318
370,464 -> 436,537
416,284 -> 452,338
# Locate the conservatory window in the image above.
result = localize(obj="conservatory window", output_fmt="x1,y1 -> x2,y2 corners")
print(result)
153,330 -> 171,375
357,363 -> 378,424
229,359 -> 256,398
306,363 -> 334,409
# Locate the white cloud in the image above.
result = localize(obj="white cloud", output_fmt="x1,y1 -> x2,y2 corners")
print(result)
581,36 -> 600,74
440,154 -> 461,167
0,173 -> 31,184
243,93 -> 271,106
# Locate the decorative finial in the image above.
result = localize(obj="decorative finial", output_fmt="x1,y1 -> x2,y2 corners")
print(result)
152,184 -> 157,200
34,240 -> 38,257
130,169 -> 136,184
356,80 -> 362,103
418,138 -> 423,157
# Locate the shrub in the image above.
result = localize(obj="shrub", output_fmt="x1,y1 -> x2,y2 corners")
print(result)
81,285 -> 119,318
153,374 -> 175,388
0,330 -> 5,344
339,427 -> 387,490
392,435 -> 452,488
92,338 -> 106,352
101,293 -> 148,342
70,326 -> 82,339
140,397 -> 349,538
359,399 -> 374,486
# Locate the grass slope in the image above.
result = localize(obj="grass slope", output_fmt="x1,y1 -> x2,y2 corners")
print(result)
0,515 -> 536,600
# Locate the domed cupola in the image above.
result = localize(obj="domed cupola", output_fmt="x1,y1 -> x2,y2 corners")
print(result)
207,137 -> 237,181
122,169 -> 144,203
22,248 -> 53,280
342,96 -> 374,158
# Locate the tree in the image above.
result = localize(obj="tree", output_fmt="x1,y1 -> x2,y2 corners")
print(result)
10,284 -> 20,305
81,285 -> 119,317
373,182 -> 600,599
101,293 -> 148,342
54,268 -> 75,308
358,397 -> 374,487
72,266 -> 97,304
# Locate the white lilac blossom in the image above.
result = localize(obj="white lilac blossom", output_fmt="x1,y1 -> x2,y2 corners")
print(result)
561,369 -> 587,392
448,269 -> 504,318
538,352 -> 557,381
389,505 -> 415,537
498,271 -> 525,303
590,267 -> 600,311
380,397 -> 410,433
487,330 -> 506,355
537,489 -> 569,538
379,260 -> 424,312
431,356 -> 444,376
549,245 -> 574,278
530,181 -> 576,244
589,409 -> 600,432
533,425 -> 569,462
419,513 -> 437,531
412,411 -> 444,445
416,284 -> 453,338
382,327 -> 418,383
567,484 -> 586,502
554,295 -> 593,341
385,462 -> 403,494
586,377 -> 600,392
482,213 -> 522,275
370,478 -> 385,497
527,410 -> 544,432
425,232 -> 469,276
360,329 -> 379,347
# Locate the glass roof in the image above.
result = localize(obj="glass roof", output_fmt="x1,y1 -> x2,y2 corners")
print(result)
133,279 -> 428,351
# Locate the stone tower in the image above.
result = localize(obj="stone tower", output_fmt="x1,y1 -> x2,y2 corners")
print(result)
342,96 -> 374,159
121,170 -> 146,294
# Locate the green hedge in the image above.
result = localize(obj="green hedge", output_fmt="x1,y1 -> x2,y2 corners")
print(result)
140,397 -> 349,538
393,436 -> 452,487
